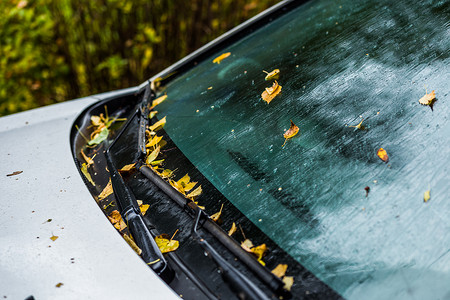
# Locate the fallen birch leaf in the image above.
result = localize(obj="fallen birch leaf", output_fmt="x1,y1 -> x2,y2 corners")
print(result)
146,135 -> 163,148
146,146 -> 160,165
272,264 -> 288,278
81,163 -> 95,186
251,243 -> 267,266
50,235 -> 59,241
186,185 -> 202,198
151,95 -> 167,109
228,222 -> 237,236
88,127 -> 109,146
263,69 -> 280,81
377,148 -> 389,163
160,169 -> 176,179
261,81 -> 282,104
6,171 -> 23,177
149,111 -> 158,119
119,163 -> 136,173
149,116 -> 166,132
140,204 -> 150,215
98,179 -> 113,201
155,232 -> 179,253
108,210 -> 127,231
282,120 -> 299,147
55,282 -> 63,288
419,90 -> 436,106
177,174 -> 190,186
210,204 -> 224,223
80,148 -> 94,166
241,239 -> 254,252
123,234 -> 142,255
283,276 -> 294,291
213,52 -> 231,64
424,190 -> 431,202
150,159 -> 164,166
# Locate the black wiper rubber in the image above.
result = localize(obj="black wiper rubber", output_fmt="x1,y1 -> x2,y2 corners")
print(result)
192,208 -> 271,300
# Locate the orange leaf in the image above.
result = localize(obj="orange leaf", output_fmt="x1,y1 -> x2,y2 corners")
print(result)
228,222 -> 237,236
272,264 -> 288,278
213,52 -> 231,64
377,148 -> 389,162
418,90 -> 436,106
210,204 -> 224,223
282,120 -> 299,147
261,81 -> 282,104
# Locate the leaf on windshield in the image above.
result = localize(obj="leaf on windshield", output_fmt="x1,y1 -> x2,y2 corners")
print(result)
251,243 -> 267,266
146,135 -> 163,148
272,264 -> 288,278
186,185 -> 202,198
228,222 -> 237,236
282,276 -> 294,291
424,189 -> 431,202
119,163 -> 136,173
98,179 -> 113,200
149,111 -> 158,119
81,163 -> 95,186
80,148 -> 94,166
261,81 -> 282,104
282,120 -> 299,147
108,210 -> 127,231
377,148 -> 389,163
263,69 -> 280,81
151,95 -> 167,109
155,231 -> 179,253
146,146 -> 160,165
348,118 -> 365,130
123,234 -> 142,255
149,116 -> 166,132
210,204 -> 224,223
419,90 -> 436,106
88,127 -> 109,146
213,52 -> 231,64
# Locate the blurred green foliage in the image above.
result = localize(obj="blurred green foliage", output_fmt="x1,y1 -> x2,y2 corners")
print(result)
0,0 -> 279,116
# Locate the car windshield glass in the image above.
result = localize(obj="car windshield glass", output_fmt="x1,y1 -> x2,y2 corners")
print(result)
154,0 -> 450,298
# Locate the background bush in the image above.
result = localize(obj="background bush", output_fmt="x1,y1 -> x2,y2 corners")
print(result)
0,0 -> 279,116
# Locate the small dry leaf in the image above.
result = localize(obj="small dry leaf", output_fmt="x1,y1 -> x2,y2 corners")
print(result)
263,69 -> 280,81
80,148 -> 94,166
160,169 -> 176,179
155,233 -> 179,253
419,90 -> 436,106
149,116 -> 166,132
81,163 -> 95,186
282,276 -> 294,291
377,148 -> 389,163
149,111 -> 158,119
282,120 -> 299,147
123,234 -> 142,255
98,179 -> 113,200
55,282 -> 63,288
50,235 -> 59,241
251,243 -> 267,266
186,185 -> 202,198
151,95 -> 167,109
241,239 -> 254,252
228,222 -> 237,236
140,204 -> 150,215
261,81 -> 282,104
210,204 -> 224,223
108,210 -> 127,231
119,163 -> 136,173
213,52 -> 231,64
424,190 -> 431,202
146,146 -> 160,165
6,171 -> 23,177
272,264 -> 288,278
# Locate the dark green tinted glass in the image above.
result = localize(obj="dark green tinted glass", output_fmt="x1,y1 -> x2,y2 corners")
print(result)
156,0 -> 450,298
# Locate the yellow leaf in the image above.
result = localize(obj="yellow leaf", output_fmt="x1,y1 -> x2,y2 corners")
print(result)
98,179 -> 113,201
186,185 -> 202,198
377,148 -> 389,163
272,264 -> 288,278
160,169 -> 176,179
81,148 -> 94,166
261,81 -> 282,104
211,203 -> 224,223
150,159 -> 164,166
263,69 -> 280,81
149,111 -> 158,119
146,135 -> 163,148
140,204 -> 150,215
81,163 -> 95,186
119,163 -> 136,173
183,181 -> 198,192
146,146 -> 160,165
177,174 -> 190,186
149,116 -> 166,132
348,118 -> 365,130
123,234 -> 142,255
109,210 -> 127,231
213,52 -> 231,64
282,120 -> 300,147
241,239 -> 254,252
424,190 -> 431,202
151,95 -> 167,109
251,243 -> 267,265
283,276 -> 294,291
155,233 -> 179,253
419,90 -> 436,106
114,219 -> 127,231
228,222 -> 237,236
90,115 -> 103,127
50,235 -> 58,241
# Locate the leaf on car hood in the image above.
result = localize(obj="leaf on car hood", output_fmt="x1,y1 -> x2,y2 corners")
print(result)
213,52 -> 231,64
149,116 -> 166,132
81,148 -> 94,166
419,90 -> 436,106
50,235 -> 59,241
151,95 -> 167,109
88,127 -> 109,146
81,163 -> 95,186
123,233 -> 142,255
210,204 -> 224,223
261,81 -> 282,104
98,179 -> 113,200
186,185 -> 202,199
119,163 -> 136,173
272,264 -> 288,278
424,189 -> 431,202
108,210 -> 127,231
282,120 -> 299,147
251,243 -> 267,266
155,231 -> 179,253
263,69 -> 280,81
377,148 -> 389,163
228,222 -> 237,236
282,276 -> 294,291
146,146 -> 160,165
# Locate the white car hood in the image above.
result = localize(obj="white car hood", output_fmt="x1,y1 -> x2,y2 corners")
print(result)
0,91 -> 178,299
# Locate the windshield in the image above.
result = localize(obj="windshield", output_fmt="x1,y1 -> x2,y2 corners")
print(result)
154,0 -> 450,298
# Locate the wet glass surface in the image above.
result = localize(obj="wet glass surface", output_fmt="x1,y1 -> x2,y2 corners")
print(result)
156,0 -> 450,298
